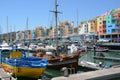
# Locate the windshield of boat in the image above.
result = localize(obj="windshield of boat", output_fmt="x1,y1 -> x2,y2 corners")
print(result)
1,50 -> 11,58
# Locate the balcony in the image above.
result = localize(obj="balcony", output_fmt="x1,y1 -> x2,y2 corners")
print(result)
112,29 -> 120,34
115,24 -> 120,29
112,17 -> 118,20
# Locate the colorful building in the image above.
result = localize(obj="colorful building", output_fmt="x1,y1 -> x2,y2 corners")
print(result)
88,18 -> 97,35
1,7 -> 120,43
31,30 -> 36,39
78,21 -> 88,35
105,8 -> 120,42
59,21 -> 74,36
34,26 -> 47,38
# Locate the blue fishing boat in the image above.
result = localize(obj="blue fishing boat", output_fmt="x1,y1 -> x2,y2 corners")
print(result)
0,48 -> 48,79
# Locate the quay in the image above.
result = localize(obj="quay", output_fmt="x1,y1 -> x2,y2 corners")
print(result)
94,56 -> 120,61
52,67 -> 120,80
0,68 -> 16,80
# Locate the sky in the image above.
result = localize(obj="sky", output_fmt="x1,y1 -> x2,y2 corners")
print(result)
0,0 -> 120,33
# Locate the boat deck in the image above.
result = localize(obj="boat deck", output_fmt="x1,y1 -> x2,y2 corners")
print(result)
52,67 -> 120,80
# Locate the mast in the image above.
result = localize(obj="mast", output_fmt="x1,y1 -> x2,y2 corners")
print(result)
0,25 -> 1,43
51,0 -> 61,55
6,16 -> 9,43
24,17 -> 29,45
10,25 -> 12,43
77,9 -> 79,28
26,17 -> 28,30
0,25 -> 1,34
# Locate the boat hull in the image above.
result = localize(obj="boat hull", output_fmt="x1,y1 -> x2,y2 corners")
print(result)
48,56 -> 79,72
2,62 -> 46,79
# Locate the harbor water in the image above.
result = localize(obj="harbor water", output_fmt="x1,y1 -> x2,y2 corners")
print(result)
0,50 -> 120,80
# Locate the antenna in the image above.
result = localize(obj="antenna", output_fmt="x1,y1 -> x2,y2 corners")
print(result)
50,0 -> 62,55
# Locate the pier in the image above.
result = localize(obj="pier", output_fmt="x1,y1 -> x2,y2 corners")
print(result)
52,67 -> 120,80
0,68 -> 16,80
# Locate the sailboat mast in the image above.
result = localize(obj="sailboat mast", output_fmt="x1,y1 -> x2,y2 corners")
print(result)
6,16 -> 9,43
26,17 -> 28,30
0,25 -> 1,34
0,25 -> 1,43
24,17 -> 29,45
76,9 -> 79,28
51,0 -> 61,55
55,0 -> 58,55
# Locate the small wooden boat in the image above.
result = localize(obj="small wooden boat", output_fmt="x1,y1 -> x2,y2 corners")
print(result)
0,49 -> 48,79
47,53 -> 80,72
33,49 -> 81,72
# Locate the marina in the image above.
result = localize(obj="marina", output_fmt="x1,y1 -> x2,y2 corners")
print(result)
0,35 -> 120,80
41,50 -> 120,79
0,0 -> 120,80
0,49 -> 120,80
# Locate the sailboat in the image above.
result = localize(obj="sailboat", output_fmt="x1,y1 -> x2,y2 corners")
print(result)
34,0 -> 81,72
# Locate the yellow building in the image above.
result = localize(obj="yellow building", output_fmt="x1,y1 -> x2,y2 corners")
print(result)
97,16 -> 102,35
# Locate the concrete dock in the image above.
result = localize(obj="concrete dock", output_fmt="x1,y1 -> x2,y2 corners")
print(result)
52,67 -> 120,80
0,68 -> 16,80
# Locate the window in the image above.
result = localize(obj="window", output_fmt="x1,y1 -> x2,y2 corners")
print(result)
103,21 -> 106,24
108,25 -> 112,27
108,21 -> 110,23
